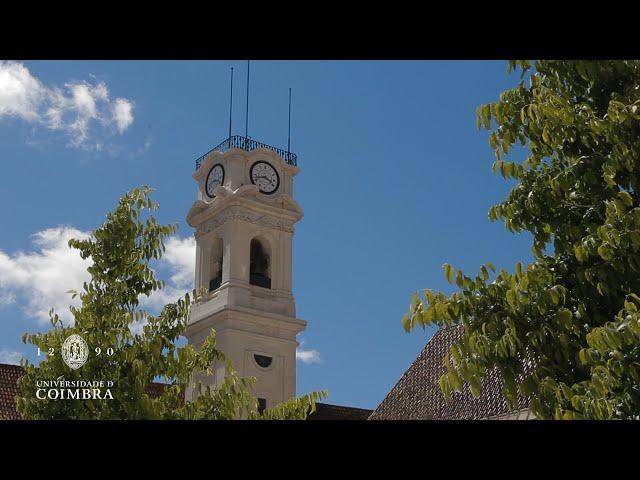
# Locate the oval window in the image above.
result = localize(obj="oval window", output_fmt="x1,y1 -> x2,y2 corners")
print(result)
254,354 -> 272,368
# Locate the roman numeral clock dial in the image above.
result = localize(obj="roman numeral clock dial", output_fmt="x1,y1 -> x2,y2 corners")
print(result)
205,164 -> 225,198
250,161 -> 280,194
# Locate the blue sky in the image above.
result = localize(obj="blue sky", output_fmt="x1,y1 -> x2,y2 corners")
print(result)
0,60 -> 532,409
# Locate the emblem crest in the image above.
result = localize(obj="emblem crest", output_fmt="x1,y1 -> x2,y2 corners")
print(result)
61,334 -> 88,370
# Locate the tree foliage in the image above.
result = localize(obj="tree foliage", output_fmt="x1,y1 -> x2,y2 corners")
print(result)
403,61 -> 640,419
17,186 -> 324,419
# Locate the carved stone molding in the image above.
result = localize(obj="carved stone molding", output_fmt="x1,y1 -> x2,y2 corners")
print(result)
195,206 -> 295,237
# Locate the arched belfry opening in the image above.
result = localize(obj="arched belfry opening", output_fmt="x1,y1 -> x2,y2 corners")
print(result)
209,238 -> 223,292
250,237 -> 271,289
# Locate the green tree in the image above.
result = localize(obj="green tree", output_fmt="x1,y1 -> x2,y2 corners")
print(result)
17,186 -> 324,420
403,61 -> 640,419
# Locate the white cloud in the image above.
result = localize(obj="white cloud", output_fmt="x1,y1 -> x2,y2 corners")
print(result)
296,348 -> 321,364
136,235 -> 196,314
162,236 -> 196,289
0,227 -> 91,324
0,226 -> 195,326
0,61 -> 135,150
112,98 -> 134,133
296,340 -> 321,364
0,291 -> 16,307
0,350 -> 23,365
0,61 -> 43,121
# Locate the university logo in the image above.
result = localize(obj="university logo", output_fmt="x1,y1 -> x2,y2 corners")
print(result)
61,334 -> 88,370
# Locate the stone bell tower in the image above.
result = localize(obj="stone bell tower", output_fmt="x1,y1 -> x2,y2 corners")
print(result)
185,136 -> 305,410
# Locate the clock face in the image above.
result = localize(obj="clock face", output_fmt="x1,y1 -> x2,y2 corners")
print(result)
250,161 -> 280,194
205,164 -> 225,198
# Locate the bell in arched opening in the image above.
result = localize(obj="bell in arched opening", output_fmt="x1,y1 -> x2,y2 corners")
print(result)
250,238 -> 271,289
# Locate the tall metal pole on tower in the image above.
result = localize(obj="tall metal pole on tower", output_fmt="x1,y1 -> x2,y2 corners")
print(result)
245,60 -> 250,145
287,88 -> 292,159
228,67 -> 234,147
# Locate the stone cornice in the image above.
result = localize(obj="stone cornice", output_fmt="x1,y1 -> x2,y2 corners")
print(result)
187,186 -> 303,235
187,305 -> 307,339
191,205 -> 296,236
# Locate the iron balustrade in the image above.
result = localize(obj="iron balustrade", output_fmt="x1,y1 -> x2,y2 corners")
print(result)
195,135 -> 297,170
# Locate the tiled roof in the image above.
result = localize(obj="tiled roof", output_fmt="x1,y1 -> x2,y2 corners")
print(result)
369,325 -> 531,420
308,403 -> 373,420
0,364 -> 23,420
146,381 -> 168,399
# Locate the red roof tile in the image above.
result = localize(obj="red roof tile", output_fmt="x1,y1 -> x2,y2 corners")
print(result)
0,364 -> 23,420
370,326 -> 531,420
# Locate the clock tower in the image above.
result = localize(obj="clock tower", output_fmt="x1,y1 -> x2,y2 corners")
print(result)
185,136 -> 306,410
